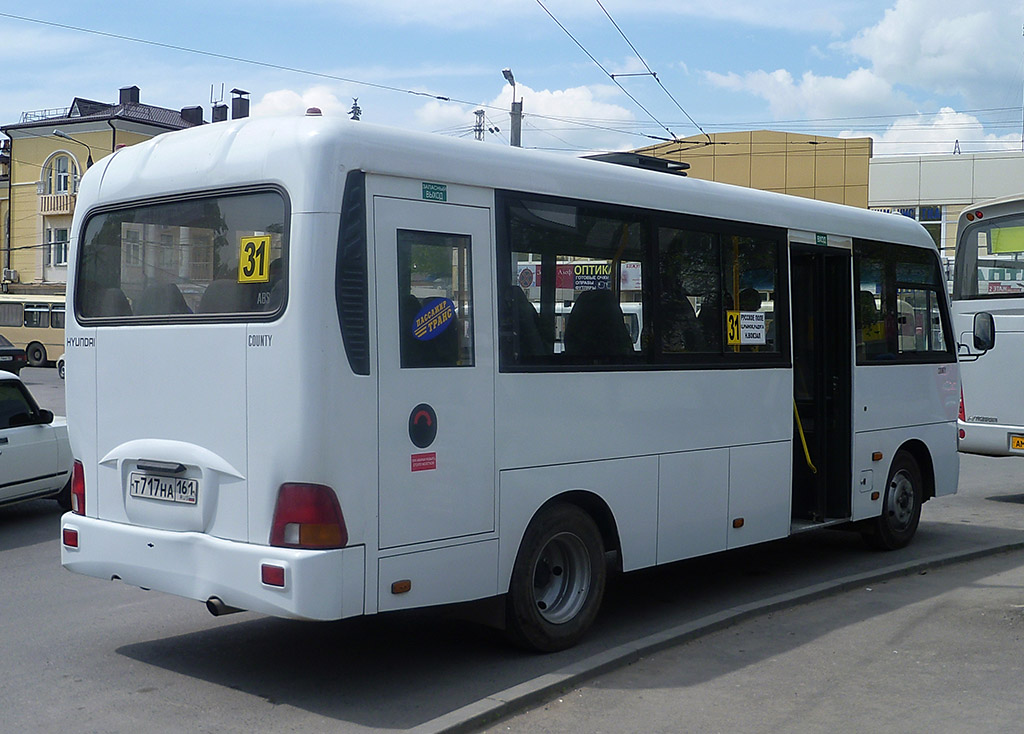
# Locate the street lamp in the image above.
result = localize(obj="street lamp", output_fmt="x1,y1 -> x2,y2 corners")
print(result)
53,129 -> 93,168
502,68 -> 522,148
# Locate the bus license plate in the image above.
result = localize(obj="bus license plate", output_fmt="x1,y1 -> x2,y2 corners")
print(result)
1011,436 -> 1024,452
129,472 -> 198,505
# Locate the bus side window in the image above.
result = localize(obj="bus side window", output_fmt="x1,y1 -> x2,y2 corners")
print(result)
397,230 -> 474,369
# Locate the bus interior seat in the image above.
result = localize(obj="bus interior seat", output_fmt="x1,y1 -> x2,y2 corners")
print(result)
739,287 -> 762,311
98,288 -> 132,317
135,283 -> 192,315
696,290 -> 729,350
661,295 -> 704,352
564,289 -> 634,357
509,286 -> 548,357
197,279 -> 256,314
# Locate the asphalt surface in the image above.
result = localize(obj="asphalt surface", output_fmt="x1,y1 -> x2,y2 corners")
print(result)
482,549 -> 1024,734
8,366 -> 1024,733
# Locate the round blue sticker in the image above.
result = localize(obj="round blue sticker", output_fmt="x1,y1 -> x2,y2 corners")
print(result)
413,298 -> 456,341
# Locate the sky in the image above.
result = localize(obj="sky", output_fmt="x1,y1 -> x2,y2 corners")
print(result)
1,0 -> 1023,157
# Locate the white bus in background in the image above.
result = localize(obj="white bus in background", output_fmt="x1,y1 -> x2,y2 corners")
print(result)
951,195 -> 1024,455
61,116 -> 959,651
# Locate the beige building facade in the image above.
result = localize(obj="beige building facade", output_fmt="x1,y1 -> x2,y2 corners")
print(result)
636,130 -> 873,208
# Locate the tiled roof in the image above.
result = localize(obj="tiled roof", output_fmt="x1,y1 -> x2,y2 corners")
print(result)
6,99 -> 198,133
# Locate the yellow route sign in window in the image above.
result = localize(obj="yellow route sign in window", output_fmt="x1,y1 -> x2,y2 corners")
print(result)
238,235 -> 271,283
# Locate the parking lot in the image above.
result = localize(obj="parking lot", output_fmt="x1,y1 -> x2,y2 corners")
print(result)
4,366 -> 1024,734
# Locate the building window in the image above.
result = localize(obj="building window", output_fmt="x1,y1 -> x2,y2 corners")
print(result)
870,205 -> 945,251
43,154 -> 78,195
46,227 -> 69,266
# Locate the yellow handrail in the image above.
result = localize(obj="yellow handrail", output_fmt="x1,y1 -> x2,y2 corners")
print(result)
794,400 -> 818,474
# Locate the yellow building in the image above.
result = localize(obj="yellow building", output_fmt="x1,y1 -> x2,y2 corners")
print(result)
635,130 -> 872,208
1,86 -> 205,294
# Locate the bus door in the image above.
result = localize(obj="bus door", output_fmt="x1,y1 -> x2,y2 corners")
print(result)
373,197 -> 495,549
790,240 -> 852,525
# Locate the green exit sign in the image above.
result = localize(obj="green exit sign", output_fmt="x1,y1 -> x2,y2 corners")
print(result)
422,182 -> 447,202
815,233 -> 828,246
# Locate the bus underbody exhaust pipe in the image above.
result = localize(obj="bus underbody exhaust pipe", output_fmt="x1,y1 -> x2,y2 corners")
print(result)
206,597 -> 244,616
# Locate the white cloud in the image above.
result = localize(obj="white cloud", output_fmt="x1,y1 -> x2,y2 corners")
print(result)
247,81 -> 638,152
844,0 -> 1023,104
704,67 -> 910,121
415,83 -> 638,152
844,107 -> 1022,156
252,86 -> 354,117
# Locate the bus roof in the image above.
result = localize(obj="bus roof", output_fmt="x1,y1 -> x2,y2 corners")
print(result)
77,116 -> 936,251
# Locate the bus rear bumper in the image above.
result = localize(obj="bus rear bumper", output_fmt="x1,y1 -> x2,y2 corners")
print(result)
957,420 -> 1024,457
60,514 -> 365,620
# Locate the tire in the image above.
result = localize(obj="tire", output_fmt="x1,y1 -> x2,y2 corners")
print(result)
57,360 -> 65,379
863,451 -> 923,550
55,477 -> 72,511
26,342 -> 46,367
505,503 -> 606,652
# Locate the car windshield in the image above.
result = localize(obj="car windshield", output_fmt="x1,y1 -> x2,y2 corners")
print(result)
0,334 -> 13,347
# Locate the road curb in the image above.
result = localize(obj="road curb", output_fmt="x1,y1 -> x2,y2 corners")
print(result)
411,540 -> 1024,734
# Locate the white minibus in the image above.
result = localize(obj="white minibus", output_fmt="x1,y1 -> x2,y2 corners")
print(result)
61,116 -> 959,651
952,195 -> 1024,455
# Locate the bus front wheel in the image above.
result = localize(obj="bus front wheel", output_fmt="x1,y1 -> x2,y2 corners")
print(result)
26,342 -> 46,367
863,451 -> 922,550
505,503 -> 606,652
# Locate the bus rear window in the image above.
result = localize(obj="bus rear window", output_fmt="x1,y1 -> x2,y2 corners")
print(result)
76,190 -> 287,320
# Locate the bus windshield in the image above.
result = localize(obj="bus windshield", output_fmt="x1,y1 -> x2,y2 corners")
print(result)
75,189 -> 288,320
953,212 -> 1024,298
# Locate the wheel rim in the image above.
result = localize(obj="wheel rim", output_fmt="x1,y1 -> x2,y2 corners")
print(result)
531,531 -> 592,624
887,469 -> 916,530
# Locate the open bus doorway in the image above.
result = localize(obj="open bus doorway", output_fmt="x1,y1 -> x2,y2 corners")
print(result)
790,244 -> 852,527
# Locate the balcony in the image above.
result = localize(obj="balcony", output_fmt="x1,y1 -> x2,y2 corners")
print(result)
40,193 -> 76,215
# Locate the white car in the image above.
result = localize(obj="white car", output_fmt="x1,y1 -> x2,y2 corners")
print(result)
56,353 -> 65,380
0,371 -> 73,509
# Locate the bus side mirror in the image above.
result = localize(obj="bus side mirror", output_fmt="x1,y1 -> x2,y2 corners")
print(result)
973,312 -> 995,352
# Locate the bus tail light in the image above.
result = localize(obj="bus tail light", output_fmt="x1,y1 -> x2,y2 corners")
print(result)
269,483 -> 348,549
71,460 -> 86,515
959,388 -> 966,422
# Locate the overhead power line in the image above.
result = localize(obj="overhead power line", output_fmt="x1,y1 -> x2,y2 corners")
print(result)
594,0 -> 710,144
0,10 -> 683,147
534,0 -> 678,142
0,11 -> 465,105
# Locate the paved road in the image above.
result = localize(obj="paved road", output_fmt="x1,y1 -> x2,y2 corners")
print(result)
5,368 -> 1024,733
19,365 -> 64,416
483,548 -> 1024,734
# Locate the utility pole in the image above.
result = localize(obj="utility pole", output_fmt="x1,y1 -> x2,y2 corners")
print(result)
503,68 -> 522,147
474,109 -> 485,141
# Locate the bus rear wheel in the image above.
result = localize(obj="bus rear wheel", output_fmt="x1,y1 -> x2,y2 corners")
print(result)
505,503 -> 606,652
26,342 -> 46,367
863,451 -> 922,550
